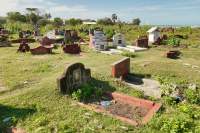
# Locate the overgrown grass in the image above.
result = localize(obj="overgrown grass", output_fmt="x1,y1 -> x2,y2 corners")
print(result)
0,41 -> 200,132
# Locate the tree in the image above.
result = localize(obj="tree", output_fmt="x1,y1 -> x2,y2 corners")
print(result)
37,19 -> 49,26
7,12 -> 26,22
97,17 -> 113,25
0,17 -> 6,26
111,14 -> 118,24
26,8 -> 40,24
53,17 -> 63,27
132,18 -> 141,25
65,18 -> 82,26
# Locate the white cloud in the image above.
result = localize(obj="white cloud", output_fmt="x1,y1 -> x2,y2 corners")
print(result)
0,0 -> 89,18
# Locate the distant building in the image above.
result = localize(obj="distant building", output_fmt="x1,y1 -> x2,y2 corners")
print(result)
147,27 -> 160,43
83,22 -> 97,25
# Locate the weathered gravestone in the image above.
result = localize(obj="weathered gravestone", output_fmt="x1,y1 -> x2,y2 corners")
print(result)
135,36 -> 149,48
166,50 -> 181,59
57,63 -> 91,94
0,28 -> 11,47
17,40 -> 30,52
63,44 -> 81,54
0,35 -> 11,47
30,45 -> 53,55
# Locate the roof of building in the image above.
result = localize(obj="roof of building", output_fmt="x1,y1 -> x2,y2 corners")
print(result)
83,22 -> 97,25
147,27 -> 159,33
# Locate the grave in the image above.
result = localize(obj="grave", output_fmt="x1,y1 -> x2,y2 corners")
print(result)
62,30 -> 81,54
46,30 -> 64,43
63,44 -> 81,54
113,33 -> 126,47
78,92 -> 162,126
89,30 -> 108,51
57,63 -> 91,94
135,36 -> 149,48
0,28 -> 11,47
111,58 -> 161,98
17,40 -> 30,52
40,36 -> 54,46
30,45 -> 53,55
63,30 -> 80,44
0,35 -> 11,47
166,50 -> 181,59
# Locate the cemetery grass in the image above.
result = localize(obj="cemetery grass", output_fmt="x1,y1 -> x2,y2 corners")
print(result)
0,43 -> 200,132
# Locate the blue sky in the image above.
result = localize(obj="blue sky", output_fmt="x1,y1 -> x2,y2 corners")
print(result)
1,0 -> 200,25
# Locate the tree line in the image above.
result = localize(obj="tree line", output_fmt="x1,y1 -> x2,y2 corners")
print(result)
1,8 -> 141,27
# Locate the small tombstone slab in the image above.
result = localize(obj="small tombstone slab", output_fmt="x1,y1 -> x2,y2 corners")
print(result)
63,44 -> 81,54
57,63 -> 91,94
30,45 -> 53,55
111,57 -> 130,79
17,40 -> 30,52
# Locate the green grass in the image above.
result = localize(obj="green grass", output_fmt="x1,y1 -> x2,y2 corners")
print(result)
0,42 -> 200,132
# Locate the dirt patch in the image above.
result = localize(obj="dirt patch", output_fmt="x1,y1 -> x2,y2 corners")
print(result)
104,100 -> 148,122
78,92 -> 161,126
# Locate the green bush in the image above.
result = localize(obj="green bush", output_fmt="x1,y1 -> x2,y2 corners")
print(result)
121,51 -> 136,58
167,37 -> 181,47
162,96 -> 176,106
150,114 -> 194,133
104,28 -> 115,39
178,103 -> 200,120
184,88 -> 200,104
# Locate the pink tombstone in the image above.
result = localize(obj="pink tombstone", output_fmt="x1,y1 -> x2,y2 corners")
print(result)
111,58 -> 130,79
30,45 -> 53,55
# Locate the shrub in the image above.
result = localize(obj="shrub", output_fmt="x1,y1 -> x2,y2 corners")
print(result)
167,37 -> 181,47
104,28 -> 115,39
162,96 -> 176,106
150,114 -> 194,133
184,88 -> 200,104
121,51 -> 136,58
178,103 -> 200,120
161,116 -> 193,133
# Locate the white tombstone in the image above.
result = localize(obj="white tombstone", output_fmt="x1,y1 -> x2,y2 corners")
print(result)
113,33 -> 126,47
91,30 -> 108,51
147,27 -> 160,43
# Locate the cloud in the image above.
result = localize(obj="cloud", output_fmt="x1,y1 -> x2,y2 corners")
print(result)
0,0 -> 89,18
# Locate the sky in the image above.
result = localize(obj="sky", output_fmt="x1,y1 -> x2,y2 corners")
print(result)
0,0 -> 200,25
